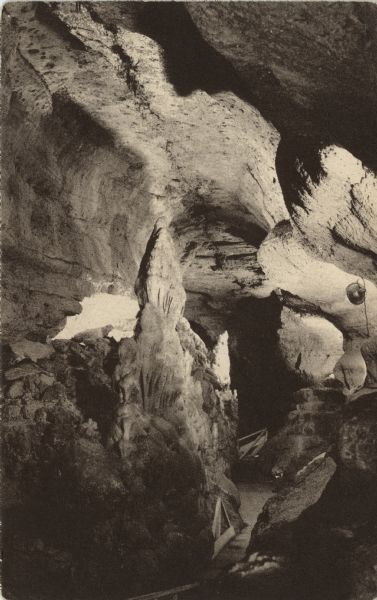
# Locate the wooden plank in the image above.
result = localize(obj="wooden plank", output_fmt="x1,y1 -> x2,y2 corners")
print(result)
239,431 -> 268,460
238,428 -> 266,444
126,582 -> 200,600
212,496 -> 222,539
212,526 -> 236,558
221,496 -> 231,529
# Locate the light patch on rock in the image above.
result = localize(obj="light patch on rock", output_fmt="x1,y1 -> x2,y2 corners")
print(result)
278,308 -> 344,383
9,339 -> 54,362
54,292 -> 139,341
334,348 -> 367,395
212,331 -> 231,387
258,232 -> 377,341
319,145 -> 364,183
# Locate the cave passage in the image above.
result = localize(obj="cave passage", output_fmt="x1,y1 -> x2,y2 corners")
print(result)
2,3 -> 377,600
228,296 -> 303,437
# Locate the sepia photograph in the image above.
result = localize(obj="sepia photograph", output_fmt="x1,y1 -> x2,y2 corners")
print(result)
1,1 -> 377,599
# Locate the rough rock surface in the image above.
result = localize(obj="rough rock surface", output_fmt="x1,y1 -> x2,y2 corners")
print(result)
339,393 -> 377,475
187,3 -> 377,168
278,308 -> 344,384
257,147 -> 377,348
248,454 -> 337,553
2,1 -> 285,342
246,388 -> 377,600
2,4 -> 377,600
2,220 -> 240,600
4,2 -> 376,351
361,337 -> 377,388
258,384 -> 344,478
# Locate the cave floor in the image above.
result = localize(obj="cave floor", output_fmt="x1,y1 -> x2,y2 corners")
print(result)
202,482 -> 274,581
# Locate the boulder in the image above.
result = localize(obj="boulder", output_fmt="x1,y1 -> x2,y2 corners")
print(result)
361,336 -> 377,388
4,363 -> 45,381
334,349 -> 367,395
9,339 -> 54,362
248,454 -> 336,552
339,393 -> 377,474
278,308 -> 343,384
72,324 -> 113,343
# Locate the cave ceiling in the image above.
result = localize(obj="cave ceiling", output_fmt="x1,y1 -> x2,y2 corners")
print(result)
2,1 -> 377,344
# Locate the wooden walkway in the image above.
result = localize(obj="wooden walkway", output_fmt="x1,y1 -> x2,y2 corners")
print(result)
202,482 -> 274,581
126,483 -> 274,600
127,582 -> 199,600
238,428 -> 268,461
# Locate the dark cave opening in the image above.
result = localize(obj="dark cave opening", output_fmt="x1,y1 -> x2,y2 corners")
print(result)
188,293 -> 305,441
136,2 -> 250,99
275,136 -> 327,216
227,296 -> 303,438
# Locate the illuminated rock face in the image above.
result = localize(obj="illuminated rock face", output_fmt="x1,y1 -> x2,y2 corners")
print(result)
211,331 -> 231,387
333,349 -> 367,395
3,3 -> 377,354
2,2 -> 285,342
278,308 -> 344,384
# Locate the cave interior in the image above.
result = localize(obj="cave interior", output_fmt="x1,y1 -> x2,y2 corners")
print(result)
2,2 -> 377,600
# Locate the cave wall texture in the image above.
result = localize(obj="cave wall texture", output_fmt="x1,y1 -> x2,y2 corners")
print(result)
3,1 -> 377,368
2,2 -> 377,599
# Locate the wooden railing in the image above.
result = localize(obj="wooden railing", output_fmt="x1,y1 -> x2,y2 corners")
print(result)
126,582 -> 199,600
127,432 -> 268,600
211,496 -> 235,558
238,428 -> 267,460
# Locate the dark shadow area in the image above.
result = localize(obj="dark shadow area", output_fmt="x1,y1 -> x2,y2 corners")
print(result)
35,3 -> 86,51
275,136 -> 327,216
136,2 -> 250,99
228,296 -> 302,438
68,341 -> 119,444
189,320 -> 215,350
136,3 -> 377,172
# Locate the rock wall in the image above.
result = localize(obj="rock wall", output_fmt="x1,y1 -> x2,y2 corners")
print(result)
2,1 -> 286,343
187,3 -> 377,169
3,1 -> 377,425
2,221 -> 239,599
3,4 -> 377,599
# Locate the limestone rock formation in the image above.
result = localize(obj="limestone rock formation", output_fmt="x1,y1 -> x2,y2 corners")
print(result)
257,146 -> 377,349
111,221 -> 239,519
334,348 -> 367,395
246,385 -> 377,600
248,453 -> 337,552
187,3 -> 377,167
278,308 -> 344,384
135,219 -> 186,323
2,3 -> 377,599
361,337 -> 377,388
2,220 -> 240,599
2,3 -> 377,358
258,384 -> 344,478
211,331 -> 231,387
2,1 -> 285,342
